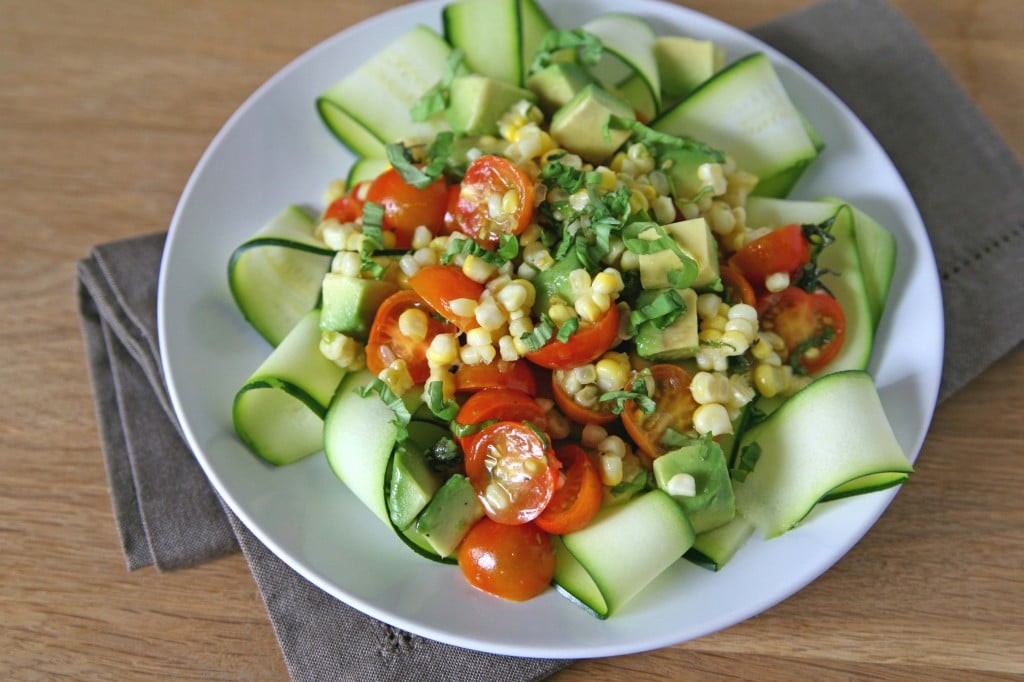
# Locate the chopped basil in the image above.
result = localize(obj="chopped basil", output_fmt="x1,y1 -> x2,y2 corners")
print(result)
426,380 -> 459,421
358,202 -> 387,279
610,469 -> 650,496
441,236 -> 507,267
410,49 -> 465,122
385,131 -> 455,189
556,316 -> 580,343
357,378 -> 410,441
599,369 -> 655,415
529,29 -> 603,75
451,418 -> 499,439
519,313 -> 555,352
730,442 -> 762,482
606,115 -> 725,162
628,289 -> 687,336
497,233 -> 519,260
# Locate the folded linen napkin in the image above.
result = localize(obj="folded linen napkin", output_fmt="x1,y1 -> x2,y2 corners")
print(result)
77,0 -> 1023,679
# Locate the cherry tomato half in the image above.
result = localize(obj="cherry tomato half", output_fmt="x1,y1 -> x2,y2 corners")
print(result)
757,286 -> 846,374
457,518 -> 555,601
464,421 -> 559,525
452,155 -> 534,244
551,369 -> 617,425
454,361 -> 537,396
322,182 -> 367,223
365,290 -> 455,384
408,265 -> 483,332
453,388 -> 548,449
535,445 -> 603,535
525,305 -> 620,370
441,183 -> 462,235
729,224 -> 810,289
365,167 -> 448,248
621,364 -> 699,459
719,265 -> 757,307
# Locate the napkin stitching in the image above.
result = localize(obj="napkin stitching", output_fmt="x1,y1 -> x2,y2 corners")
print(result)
939,221 -> 1024,281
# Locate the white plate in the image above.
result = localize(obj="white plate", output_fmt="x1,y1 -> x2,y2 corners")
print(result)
158,0 -> 943,659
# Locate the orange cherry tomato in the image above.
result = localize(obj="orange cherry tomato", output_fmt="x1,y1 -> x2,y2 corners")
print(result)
729,224 -> 810,290
365,167 -> 448,248
441,183 -> 462,235
621,364 -> 699,459
454,361 -> 537,395
535,445 -> 603,535
525,305 -> 620,370
365,290 -> 456,384
719,265 -> 757,307
757,286 -> 846,374
322,182 -> 367,223
453,388 -> 548,449
551,369 -> 617,425
408,265 -> 484,332
457,518 -> 555,601
452,155 -> 534,244
464,421 -> 559,525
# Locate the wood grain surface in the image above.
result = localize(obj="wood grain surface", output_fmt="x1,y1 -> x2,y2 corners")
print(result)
2,0 -> 1021,679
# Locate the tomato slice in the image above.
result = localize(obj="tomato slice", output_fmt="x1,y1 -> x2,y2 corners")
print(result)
457,518 -> 555,601
452,155 -> 534,244
757,286 -> 846,374
407,265 -> 483,332
535,445 -> 603,535
365,290 -> 456,384
719,265 -> 756,307
322,182 -> 367,223
365,167 -> 448,248
441,183 -> 462,235
453,388 -> 548,448
525,305 -> 620,370
621,364 -> 699,459
454,361 -> 537,395
551,369 -> 617,425
464,421 -> 559,525
729,224 -> 810,289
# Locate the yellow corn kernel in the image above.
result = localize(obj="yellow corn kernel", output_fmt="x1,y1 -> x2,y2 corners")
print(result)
693,403 -> 733,436
426,333 -> 459,367
594,353 -> 631,392
690,371 -> 731,405
466,327 -> 492,348
463,254 -> 497,284
753,363 -> 790,398
397,308 -> 429,341
592,270 -> 624,296
548,302 -> 575,326
474,299 -> 507,331
379,360 -> 413,396
574,295 -> 603,323
599,454 -> 624,487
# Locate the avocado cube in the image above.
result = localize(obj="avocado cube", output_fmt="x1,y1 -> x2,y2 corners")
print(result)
525,62 -> 596,117
667,218 -> 720,289
414,474 -> 485,558
634,287 -> 699,361
320,274 -> 398,341
661,147 -> 722,204
653,439 -> 735,534
387,443 -> 443,531
550,84 -> 635,165
654,36 -> 725,99
446,74 -> 536,136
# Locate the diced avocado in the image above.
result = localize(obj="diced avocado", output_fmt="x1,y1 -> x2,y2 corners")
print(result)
446,74 -> 536,136
525,62 -> 596,117
387,440 -> 443,531
320,274 -> 398,341
635,225 -> 698,290
413,474 -> 485,558
654,36 -> 725,99
653,439 -> 735,534
549,84 -> 635,165
667,218 -> 719,290
634,287 -> 699,361
530,250 -> 583,317
661,147 -> 722,205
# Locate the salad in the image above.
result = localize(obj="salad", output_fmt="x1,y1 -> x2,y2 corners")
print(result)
227,0 -> 913,618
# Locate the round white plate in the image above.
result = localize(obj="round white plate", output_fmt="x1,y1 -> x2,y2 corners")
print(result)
159,0 -> 942,659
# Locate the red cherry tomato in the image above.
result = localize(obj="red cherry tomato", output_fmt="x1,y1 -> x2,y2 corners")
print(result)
454,361 -> 537,395
365,167 -> 448,248
457,518 -> 555,601
535,445 -> 603,535
621,364 -> 699,459
719,265 -> 757,307
464,421 -> 559,525
322,182 -> 367,223
525,305 -> 620,370
452,155 -> 534,244
551,369 -> 617,425
453,388 -> 548,449
441,183 -> 462,235
365,290 -> 456,384
408,265 -> 484,332
757,287 -> 846,374
729,224 -> 810,289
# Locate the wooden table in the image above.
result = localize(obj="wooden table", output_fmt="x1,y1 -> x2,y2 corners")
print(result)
2,0 -> 1021,679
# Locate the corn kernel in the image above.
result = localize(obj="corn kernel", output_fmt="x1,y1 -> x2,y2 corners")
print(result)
595,353 -> 631,392
581,423 -> 608,448
693,403 -> 732,436
598,435 -> 627,459
498,335 -> 519,362
549,302 -> 575,326
599,454 -> 623,487
690,371 -> 731,405
331,251 -> 362,277
449,297 -> 478,318
397,308 -> 429,341
666,473 -> 697,497
463,255 -> 497,284
475,300 -> 507,331
765,271 -> 791,292
575,385 -> 601,408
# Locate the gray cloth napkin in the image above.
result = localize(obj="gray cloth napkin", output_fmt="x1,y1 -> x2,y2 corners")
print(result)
76,0 -> 1024,680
